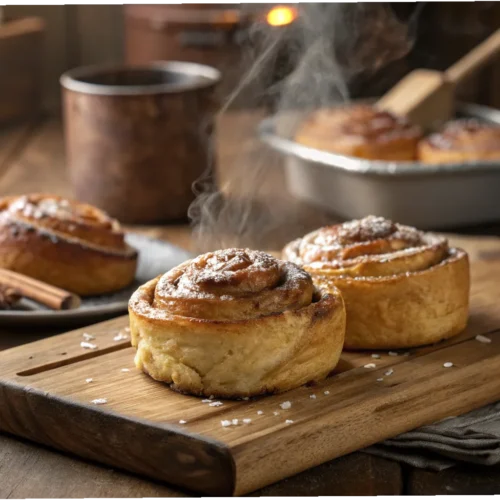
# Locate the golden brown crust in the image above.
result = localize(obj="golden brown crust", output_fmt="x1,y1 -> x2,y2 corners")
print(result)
129,248 -> 346,398
283,216 -> 470,350
419,119 -> 500,164
0,194 -> 137,295
295,104 -> 422,161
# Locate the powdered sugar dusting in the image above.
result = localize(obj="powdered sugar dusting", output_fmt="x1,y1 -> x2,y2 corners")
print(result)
337,216 -> 396,244
289,215 -> 448,275
157,249 -> 311,302
133,247 -> 315,322
475,335 -> 491,344
209,401 -> 223,407
81,341 -> 97,350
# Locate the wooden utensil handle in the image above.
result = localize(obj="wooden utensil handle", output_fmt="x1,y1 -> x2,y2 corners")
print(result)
445,29 -> 500,84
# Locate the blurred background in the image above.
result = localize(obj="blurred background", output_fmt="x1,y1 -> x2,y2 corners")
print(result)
1,3 -> 500,252
2,3 -> 500,118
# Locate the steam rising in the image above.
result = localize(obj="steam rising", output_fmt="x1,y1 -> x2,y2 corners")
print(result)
189,3 -> 422,253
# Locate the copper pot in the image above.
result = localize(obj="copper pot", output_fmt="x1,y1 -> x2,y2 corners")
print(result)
61,61 -> 220,223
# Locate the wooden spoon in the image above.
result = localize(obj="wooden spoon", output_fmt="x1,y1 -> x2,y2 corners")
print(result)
377,29 -> 500,129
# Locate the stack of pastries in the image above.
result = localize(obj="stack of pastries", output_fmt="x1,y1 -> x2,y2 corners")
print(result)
294,104 -> 500,164
129,216 -> 470,398
0,193 -> 138,295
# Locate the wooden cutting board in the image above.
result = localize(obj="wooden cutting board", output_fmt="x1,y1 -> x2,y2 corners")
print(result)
2,256 -> 500,496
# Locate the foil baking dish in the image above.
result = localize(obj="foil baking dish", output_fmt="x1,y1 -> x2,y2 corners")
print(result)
258,103 -> 500,229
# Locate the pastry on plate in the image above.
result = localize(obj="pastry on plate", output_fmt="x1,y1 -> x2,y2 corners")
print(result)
129,248 -> 346,398
419,119 -> 500,164
283,215 -> 470,350
295,104 -> 422,161
0,193 -> 138,296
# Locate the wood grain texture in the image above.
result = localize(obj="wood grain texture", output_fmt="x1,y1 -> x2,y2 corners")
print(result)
0,17 -> 44,125
2,258 -> 500,495
0,122 -> 39,181
3,6 -> 68,113
68,5 -> 123,67
408,462 -> 500,495
0,433 -> 186,499
0,120 -> 69,196
3,6 -> 123,112
0,430 -> 401,498
253,453 -> 403,496
2,116 -> 500,496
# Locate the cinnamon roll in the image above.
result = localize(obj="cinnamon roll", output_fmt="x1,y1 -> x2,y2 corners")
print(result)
419,119 -> 500,164
129,248 -> 346,398
283,216 -> 469,350
0,194 -> 138,296
295,104 -> 422,161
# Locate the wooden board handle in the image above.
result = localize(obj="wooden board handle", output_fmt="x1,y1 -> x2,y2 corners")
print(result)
445,29 -> 500,85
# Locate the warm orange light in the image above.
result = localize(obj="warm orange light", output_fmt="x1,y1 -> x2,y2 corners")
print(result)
266,6 -> 297,27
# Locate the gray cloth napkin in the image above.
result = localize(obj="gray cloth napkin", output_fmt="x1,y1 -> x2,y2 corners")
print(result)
364,401 -> 500,471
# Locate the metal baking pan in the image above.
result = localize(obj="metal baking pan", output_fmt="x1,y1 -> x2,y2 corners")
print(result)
258,103 -> 500,229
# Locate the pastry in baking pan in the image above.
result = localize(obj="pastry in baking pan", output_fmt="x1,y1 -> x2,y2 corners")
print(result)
419,119 -> 500,164
283,216 -> 470,350
294,104 -> 422,161
0,193 -> 138,296
129,248 -> 346,398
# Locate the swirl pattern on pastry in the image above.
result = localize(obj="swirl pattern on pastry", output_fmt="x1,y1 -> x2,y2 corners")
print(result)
0,194 -> 137,295
295,104 -> 422,161
419,119 -> 500,164
129,248 -> 346,398
283,216 -> 470,350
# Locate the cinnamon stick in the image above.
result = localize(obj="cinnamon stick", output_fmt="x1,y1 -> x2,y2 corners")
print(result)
0,269 -> 81,310
0,284 -> 21,309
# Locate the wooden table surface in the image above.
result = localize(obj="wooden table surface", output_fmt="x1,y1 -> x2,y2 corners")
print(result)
2,112 -> 500,497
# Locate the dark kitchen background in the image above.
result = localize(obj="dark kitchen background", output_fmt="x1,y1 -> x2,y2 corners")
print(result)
2,2 -> 500,124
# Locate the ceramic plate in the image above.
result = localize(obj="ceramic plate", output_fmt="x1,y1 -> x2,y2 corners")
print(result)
0,233 -> 193,328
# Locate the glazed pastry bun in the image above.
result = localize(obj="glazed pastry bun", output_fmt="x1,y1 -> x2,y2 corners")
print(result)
419,119 -> 500,164
295,104 -> 422,161
0,194 -> 138,295
129,248 -> 346,398
283,216 -> 470,350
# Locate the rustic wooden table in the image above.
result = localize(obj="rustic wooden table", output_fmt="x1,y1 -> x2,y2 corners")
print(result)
2,112 -> 500,497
